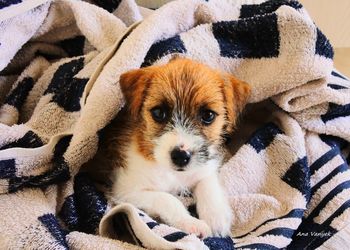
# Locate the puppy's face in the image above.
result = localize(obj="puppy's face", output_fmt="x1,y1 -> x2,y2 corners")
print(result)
119,59 -> 250,171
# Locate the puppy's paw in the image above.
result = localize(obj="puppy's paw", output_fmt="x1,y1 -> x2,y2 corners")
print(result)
175,216 -> 212,239
198,201 -> 233,237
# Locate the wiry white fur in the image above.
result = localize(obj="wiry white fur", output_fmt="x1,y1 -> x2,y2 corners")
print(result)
112,126 -> 233,237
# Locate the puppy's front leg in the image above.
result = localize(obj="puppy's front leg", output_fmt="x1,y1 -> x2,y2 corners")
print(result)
119,191 -> 211,238
194,174 -> 232,236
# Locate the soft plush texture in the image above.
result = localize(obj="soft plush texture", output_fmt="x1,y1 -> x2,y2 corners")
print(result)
0,0 -> 350,249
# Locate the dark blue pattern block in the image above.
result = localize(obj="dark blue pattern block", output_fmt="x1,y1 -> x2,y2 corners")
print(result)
212,14 -> 280,59
93,0 -> 122,12
327,83 -> 348,90
331,71 -> 348,80
0,131 -> 43,150
289,222 -> 337,249
319,134 -> 349,150
5,77 -> 34,110
297,201 -> 350,248
59,173 -> 107,234
315,28 -> 334,59
163,231 -> 188,242
238,243 -> 279,250
240,0 -> 302,18
259,227 -> 295,238
8,164 -> 70,193
308,181 -> 350,222
204,236 -> 235,250
282,157 -> 311,201
146,222 -> 159,229
53,135 -> 72,163
309,148 -> 338,176
58,195 -> 78,231
0,159 -> 16,178
248,122 -> 283,153
35,51 -> 62,61
311,164 -> 349,195
38,213 -> 68,249
235,209 -> 304,239
44,58 -> 88,112
141,35 -> 186,67
72,173 -> 107,233
0,0 -> 22,9
59,36 -> 86,57
8,136 -> 72,193
321,103 -> 350,123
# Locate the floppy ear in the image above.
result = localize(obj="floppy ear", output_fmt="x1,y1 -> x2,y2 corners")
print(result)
119,68 -> 151,119
223,74 -> 251,133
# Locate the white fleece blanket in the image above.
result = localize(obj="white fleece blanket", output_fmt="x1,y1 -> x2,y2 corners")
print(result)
0,0 -> 350,249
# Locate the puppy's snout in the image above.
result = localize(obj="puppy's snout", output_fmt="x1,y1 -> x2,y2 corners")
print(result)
171,147 -> 191,168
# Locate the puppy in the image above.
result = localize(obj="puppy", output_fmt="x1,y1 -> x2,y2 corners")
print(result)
97,58 -> 250,238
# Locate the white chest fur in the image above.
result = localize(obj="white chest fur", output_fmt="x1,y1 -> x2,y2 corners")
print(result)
112,141 -> 218,200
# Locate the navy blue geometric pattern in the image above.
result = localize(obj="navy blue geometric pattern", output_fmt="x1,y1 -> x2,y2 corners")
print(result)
44,58 -> 88,112
235,209 -> 304,239
38,213 -> 69,249
8,163 -> 70,193
331,71 -> 348,80
248,122 -> 283,153
289,215 -> 338,249
59,36 -> 86,57
0,159 -> 16,179
309,147 -> 339,176
212,13 -> 280,59
259,227 -> 295,238
315,28 -> 334,59
321,103 -> 350,123
238,243 -> 279,250
240,0 -> 302,18
319,134 -> 348,150
0,131 -> 43,150
204,236 -> 235,250
58,173 -> 108,234
282,157 -> 310,201
163,232 -> 188,242
141,35 -> 186,67
5,77 -> 34,110
311,163 -> 348,195
327,83 -> 347,90
52,135 -> 72,164
7,135 -> 72,193
58,195 -> 78,231
93,0 -> 122,12
288,133 -> 350,249
0,0 -> 22,9
146,221 -> 159,229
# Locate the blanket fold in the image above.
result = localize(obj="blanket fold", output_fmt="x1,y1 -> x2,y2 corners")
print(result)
0,0 -> 349,249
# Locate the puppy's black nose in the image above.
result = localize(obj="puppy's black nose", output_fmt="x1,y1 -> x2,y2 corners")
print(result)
171,148 -> 191,168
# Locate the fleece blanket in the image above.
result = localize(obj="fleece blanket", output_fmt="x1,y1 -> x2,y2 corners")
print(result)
1,0 -> 350,249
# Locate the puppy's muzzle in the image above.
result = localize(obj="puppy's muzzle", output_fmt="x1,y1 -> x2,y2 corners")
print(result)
170,147 -> 191,169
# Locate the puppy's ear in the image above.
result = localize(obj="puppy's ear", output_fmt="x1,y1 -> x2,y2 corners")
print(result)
223,75 -> 251,133
119,68 -> 151,119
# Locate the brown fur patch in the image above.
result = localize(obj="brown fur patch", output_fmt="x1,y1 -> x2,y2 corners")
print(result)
222,74 -> 251,134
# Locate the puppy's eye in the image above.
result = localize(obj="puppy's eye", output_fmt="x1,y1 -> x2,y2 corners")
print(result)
200,109 -> 216,125
150,106 -> 168,123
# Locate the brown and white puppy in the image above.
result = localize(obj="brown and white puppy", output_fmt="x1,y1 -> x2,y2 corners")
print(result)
99,58 -> 250,238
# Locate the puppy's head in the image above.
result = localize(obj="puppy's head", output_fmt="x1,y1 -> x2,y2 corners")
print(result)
119,58 -> 250,171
